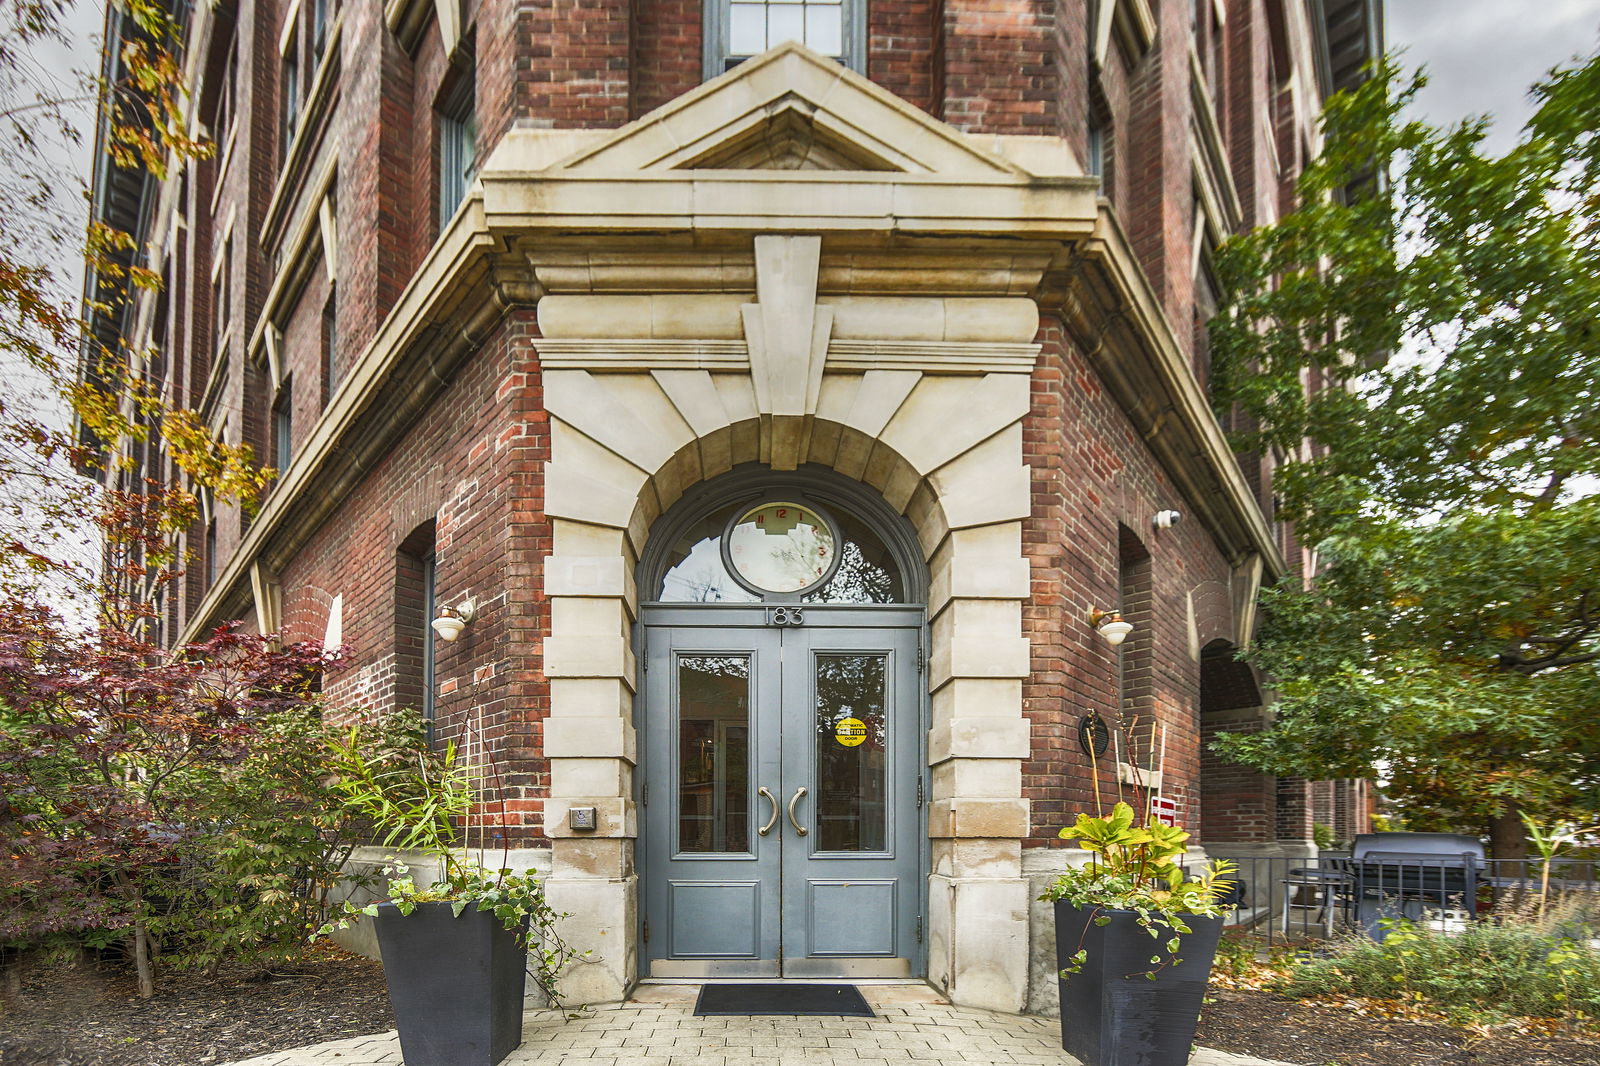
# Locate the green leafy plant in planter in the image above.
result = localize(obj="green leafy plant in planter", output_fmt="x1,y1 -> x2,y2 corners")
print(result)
315,710 -> 584,1066
1044,801 -> 1236,979
1040,801 -> 1236,1066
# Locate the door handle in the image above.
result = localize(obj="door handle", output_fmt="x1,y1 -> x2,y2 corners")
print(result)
786,786 -> 809,836
758,787 -> 779,836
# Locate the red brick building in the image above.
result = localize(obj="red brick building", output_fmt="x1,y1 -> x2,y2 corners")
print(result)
87,0 -> 1378,1011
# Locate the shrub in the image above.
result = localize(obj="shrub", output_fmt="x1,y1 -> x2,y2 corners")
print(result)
0,609 -> 416,992
1276,906 -> 1600,1030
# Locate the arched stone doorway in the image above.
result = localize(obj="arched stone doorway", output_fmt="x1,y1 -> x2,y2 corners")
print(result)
534,235 -> 1040,1009
635,466 -> 929,978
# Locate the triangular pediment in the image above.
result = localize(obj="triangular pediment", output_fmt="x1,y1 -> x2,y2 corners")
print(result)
678,95 -> 901,171
548,42 -> 1028,178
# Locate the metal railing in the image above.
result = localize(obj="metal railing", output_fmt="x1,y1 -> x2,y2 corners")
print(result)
1199,854 -> 1599,945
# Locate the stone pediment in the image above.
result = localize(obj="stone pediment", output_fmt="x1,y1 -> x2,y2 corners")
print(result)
548,42 -> 1025,177
478,44 -> 1098,239
677,95 -> 901,172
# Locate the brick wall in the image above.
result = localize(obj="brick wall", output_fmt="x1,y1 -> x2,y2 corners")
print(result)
1023,317 -> 1230,845
279,311 -> 553,843
869,0 -> 938,114
169,0 -> 1313,633
477,0 -> 631,143
937,0 -> 1057,132
633,0 -> 702,116
1200,707 -> 1273,843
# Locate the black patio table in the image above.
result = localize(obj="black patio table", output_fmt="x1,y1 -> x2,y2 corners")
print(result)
1282,832 -> 1485,941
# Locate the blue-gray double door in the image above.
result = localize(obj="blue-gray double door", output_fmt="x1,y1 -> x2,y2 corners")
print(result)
641,607 -> 924,978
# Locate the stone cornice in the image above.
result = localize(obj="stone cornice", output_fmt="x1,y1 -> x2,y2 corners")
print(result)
1043,204 -> 1285,579
480,171 -> 1100,240
179,202 -> 511,638
184,215 -> 1282,640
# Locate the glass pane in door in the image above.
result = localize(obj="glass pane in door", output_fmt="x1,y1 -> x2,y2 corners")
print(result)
678,655 -> 751,853
813,653 -> 887,851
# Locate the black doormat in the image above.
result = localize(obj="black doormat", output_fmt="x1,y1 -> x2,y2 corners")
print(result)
693,983 -> 875,1017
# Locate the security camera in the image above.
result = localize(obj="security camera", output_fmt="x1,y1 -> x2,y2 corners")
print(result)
1152,510 -> 1182,530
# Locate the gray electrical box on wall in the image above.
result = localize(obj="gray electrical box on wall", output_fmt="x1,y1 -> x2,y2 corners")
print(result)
568,806 -> 598,831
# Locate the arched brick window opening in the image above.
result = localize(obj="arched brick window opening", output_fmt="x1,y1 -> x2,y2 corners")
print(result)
395,520 -> 437,728
1198,638 -> 1271,845
1116,524 -> 1153,741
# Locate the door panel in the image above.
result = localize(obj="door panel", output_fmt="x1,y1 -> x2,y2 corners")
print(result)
640,613 -> 923,979
779,627 -> 920,976
667,881 -> 763,957
805,880 -> 897,955
645,628 -> 781,976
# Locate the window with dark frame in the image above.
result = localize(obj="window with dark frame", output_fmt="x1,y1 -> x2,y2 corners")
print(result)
204,516 -> 218,587
281,0 -> 338,164
322,288 -> 338,402
1192,0 -> 1224,101
1087,89 -> 1114,198
213,235 -> 231,363
280,33 -> 300,163
1193,242 -> 1220,393
311,0 -> 331,65
706,0 -> 862,78
437,65 -> 477,227
210,30 -> 239,140
272,378 -> 293,474
396,522 -> 439,739
421,551 -> 436,724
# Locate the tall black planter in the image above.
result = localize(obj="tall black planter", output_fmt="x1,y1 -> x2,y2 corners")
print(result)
373,901 -> 528,1066
1054,900 -> 1224,1066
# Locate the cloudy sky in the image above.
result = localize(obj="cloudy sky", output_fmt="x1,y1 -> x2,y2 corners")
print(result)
1387,0 -> 1600,151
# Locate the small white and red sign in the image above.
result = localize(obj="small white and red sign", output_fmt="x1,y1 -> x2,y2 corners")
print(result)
1150,796 -> 1178,827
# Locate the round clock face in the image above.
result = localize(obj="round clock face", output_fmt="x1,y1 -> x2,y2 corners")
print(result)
725,501 -> 838,594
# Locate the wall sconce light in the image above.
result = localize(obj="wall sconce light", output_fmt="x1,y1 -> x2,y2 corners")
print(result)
1152,509 -> 1183,530
1089,608 -> 1134,647
431,599 -> 477,642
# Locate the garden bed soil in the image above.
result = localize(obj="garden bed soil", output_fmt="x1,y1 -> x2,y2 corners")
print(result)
1,949 -> 1597,1066
1197,988 -> 1600,1066
0,945 -> 393,1066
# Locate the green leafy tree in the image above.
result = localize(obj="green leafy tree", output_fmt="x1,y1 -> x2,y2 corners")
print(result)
1210,54 -> 1600,858
0,0 -> 342,997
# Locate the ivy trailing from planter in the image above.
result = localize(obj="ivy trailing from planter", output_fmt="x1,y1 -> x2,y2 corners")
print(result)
1041,801 -> 1236,981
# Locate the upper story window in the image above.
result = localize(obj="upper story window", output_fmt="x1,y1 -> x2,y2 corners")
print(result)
437,64 -> 477,226
1191,0 -> 1224,102
311,0 -> 331,64
212,233 -> 232,363
272,376 -> 293,473
214,37 -> 239,140
322,288 -> 338,400
705,0 -> 863,79
280,34 -> 301,163
1087,88 -> 1113,198
280,0 -> 339,164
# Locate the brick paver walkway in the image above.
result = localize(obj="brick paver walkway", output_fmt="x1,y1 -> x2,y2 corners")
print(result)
223,984 -> 1295,1066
